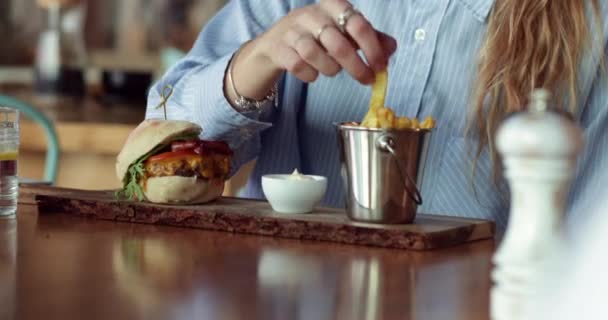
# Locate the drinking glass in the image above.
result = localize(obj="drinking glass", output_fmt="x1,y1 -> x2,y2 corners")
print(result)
0,108 -> 19,217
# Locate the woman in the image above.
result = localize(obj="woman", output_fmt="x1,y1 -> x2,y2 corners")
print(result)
146,0 -> 607,230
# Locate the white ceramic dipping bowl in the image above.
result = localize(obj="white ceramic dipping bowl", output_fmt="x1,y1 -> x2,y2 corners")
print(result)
261,174 -> 328,214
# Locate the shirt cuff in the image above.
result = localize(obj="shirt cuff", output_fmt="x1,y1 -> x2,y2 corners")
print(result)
187,53 -> 274,148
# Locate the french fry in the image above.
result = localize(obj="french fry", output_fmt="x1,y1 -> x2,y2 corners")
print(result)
420,116 -> 436,129
360,118 -> 371,127
358,68 -> 437,130
410,118 -> 420,129
396,117 -> 411,129
365,117 -> 381,128
361,69 -> 388,126
376,107 -> 389,118
377,107 -> 395,128
379,118 -> 393,129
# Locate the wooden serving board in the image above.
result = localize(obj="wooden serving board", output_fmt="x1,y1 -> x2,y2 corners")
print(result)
24,185 -> 495,251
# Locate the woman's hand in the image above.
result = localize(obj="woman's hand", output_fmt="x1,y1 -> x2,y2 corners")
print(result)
226,0 -> 398,102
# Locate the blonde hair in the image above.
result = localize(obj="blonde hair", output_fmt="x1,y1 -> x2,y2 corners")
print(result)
469,0 -> 602,180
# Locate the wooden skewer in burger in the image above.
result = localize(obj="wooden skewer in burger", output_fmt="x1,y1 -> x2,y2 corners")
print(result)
115,119 -> 233,204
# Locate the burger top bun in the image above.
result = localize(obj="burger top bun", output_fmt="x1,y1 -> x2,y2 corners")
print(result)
144,176 -> 225,204
116,119 -> 202,181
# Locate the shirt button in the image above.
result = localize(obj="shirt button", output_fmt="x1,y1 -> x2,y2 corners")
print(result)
414,28 -> 426,41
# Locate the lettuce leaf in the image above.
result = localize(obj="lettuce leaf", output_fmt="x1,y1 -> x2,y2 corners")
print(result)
115,132 -> 199,201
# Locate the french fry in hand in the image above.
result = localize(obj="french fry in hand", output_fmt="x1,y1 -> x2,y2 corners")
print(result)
361,69 -> 388,126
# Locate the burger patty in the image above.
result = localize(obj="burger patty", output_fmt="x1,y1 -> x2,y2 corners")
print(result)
144,154 -> 230,179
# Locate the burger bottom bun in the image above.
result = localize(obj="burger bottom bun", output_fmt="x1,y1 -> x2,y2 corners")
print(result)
144,176 -> 224,204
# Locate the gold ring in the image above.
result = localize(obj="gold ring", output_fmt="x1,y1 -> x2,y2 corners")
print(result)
337,6 -> 359,33
315,24 -> 332,41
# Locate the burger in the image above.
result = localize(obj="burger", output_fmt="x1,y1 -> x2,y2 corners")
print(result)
115,119 -> 233,204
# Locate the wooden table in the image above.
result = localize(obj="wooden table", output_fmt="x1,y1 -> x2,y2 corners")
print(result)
0,201 -> 494,320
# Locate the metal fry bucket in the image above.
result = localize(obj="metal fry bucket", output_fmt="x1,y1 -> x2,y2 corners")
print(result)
337,123 -> 432,224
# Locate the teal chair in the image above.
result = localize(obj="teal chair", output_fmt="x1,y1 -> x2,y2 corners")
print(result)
0,95 -> 59,184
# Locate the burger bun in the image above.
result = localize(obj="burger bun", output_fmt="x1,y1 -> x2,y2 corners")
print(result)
144,176 -> 225,204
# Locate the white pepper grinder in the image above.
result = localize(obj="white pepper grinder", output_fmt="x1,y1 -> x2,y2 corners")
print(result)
491,89 -> 584,320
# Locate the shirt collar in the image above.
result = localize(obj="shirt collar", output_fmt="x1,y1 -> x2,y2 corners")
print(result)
457,0 -> 496,23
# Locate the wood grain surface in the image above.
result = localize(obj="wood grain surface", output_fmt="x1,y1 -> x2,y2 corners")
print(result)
26,185 -> 495,251
1,201 -> 495,320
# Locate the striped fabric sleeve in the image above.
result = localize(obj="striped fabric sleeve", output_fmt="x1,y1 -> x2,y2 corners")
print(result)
146,0 -> 293,174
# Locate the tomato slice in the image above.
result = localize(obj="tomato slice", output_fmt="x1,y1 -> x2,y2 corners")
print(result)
147,150 -> 198,162
200,141 -> 233,156
166,140 -> 233,157
171,140 -> 198,152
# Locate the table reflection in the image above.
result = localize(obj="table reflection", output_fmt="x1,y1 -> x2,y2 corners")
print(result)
257,248 -> 340,320
112,237 -> 197,314
0,219 -> 17,320
256,247 -> 423,320
17,210 -> 493,320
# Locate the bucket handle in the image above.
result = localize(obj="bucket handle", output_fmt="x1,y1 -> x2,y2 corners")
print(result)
376,135 -> 423,205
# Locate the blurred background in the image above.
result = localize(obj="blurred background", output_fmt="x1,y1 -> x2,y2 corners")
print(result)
0,0 -> 224,68
0,0 -> 239,192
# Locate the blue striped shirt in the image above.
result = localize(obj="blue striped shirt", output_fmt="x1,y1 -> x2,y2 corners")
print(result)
147,0 -> 608,231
